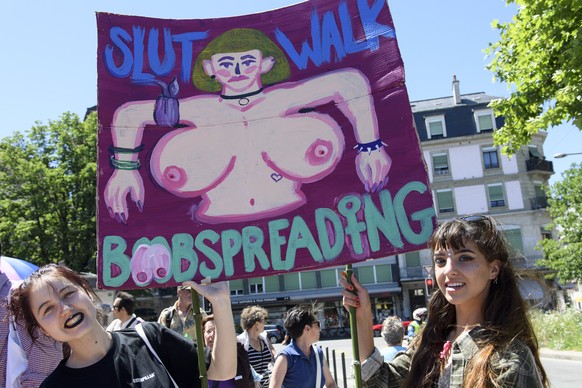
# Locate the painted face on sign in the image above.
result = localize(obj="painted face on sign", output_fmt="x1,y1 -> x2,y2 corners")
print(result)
203,49 -> 274,94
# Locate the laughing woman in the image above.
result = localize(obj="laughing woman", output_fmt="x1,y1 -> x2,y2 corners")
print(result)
9,264 -> 236,388
340,215 -> 548,387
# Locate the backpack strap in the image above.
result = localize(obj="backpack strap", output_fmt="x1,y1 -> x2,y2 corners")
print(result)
314,344 -> 322,388
136,323 -> 178,388
125,316 -> 137,329
165,308 -> 174,328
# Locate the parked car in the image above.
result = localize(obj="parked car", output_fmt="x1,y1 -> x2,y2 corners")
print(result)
372,319 -> 411,337
263,324 -> 287,344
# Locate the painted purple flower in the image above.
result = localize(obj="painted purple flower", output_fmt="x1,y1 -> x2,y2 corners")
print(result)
153,77 -> 180,127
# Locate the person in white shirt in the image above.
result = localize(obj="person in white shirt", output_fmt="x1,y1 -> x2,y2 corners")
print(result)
106,291 -> 143,331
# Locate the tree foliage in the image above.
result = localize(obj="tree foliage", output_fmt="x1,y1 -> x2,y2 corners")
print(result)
487,0 -> 582,155
538,164 -> 582,282
0,112 -> 97,272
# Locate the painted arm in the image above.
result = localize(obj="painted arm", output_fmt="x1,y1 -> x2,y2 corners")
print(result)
339,272 -> 375,361
268,355 -> 288,388
285,69 -> 391,192
183,280 -> 236,381
104,101 -> 156,224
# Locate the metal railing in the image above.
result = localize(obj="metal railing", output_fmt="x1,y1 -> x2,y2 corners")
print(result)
525,157 -> 554,173
530,196 -> 549,209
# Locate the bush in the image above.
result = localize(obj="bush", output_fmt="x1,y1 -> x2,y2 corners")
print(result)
530,308 -> 582,351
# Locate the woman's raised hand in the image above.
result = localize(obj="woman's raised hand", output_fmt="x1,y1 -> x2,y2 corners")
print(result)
339,271 -> 371,311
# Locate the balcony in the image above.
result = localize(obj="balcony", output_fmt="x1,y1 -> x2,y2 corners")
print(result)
526,157 -> 554,173
530,196 -> 549,210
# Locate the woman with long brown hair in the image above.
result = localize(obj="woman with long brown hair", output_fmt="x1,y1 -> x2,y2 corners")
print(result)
341,215 -> 548,387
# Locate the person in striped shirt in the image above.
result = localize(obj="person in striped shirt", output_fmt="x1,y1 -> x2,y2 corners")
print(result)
237,306 -> 275,388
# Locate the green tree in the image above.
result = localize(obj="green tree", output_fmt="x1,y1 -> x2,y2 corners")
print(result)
487,0 -> 582,155
0,112 -> 97,271
538,164 -> 582,282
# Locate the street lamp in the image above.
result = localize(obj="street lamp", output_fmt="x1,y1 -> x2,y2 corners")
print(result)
554,152 -> 582,158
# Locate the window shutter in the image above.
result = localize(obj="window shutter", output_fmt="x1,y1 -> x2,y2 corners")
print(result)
429,121 -> 443,136
478,114 -> 493,130
488,185 -> 504,201
437,191 -> 454,212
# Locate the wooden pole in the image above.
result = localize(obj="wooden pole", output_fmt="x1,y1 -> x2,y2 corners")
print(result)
345,264 -> 362,388
191,289 -> 208,388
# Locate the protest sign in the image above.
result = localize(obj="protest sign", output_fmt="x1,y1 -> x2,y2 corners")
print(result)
97,0 -> 435,289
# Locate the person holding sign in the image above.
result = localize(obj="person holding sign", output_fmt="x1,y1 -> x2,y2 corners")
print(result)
104,28 -> 391,225
9,264 -> 236,387
340,215 -> 548,387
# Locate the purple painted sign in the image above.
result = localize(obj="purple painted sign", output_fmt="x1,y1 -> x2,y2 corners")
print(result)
97,0 -> 435,290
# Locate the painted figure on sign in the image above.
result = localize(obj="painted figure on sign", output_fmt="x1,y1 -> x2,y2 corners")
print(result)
104,28 -> 391,225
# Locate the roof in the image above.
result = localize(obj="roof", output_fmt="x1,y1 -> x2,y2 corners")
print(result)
410,92 -> 502,113
410,92 -> 505,141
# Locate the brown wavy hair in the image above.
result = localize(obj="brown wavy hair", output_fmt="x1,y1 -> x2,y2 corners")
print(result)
9,264 -> 101,344
403,215 -> 548,387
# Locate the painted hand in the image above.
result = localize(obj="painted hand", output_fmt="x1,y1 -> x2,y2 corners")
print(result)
104,169 -> 144,224
355,148 -> 392,193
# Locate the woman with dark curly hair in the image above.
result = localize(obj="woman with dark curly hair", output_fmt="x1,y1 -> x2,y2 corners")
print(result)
340,214 -> 548,387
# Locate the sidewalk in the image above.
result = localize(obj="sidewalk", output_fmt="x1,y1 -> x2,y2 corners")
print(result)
540,347 -> 582,361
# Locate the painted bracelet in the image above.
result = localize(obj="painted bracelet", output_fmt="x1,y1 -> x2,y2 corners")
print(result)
109,144 -> 144,154
354,139 -> 387,154
110,156 -> 141,170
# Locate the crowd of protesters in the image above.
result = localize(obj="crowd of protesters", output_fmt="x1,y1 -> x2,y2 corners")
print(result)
1,214 -> 548,387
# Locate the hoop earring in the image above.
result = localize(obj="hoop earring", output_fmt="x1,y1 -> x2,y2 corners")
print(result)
493,277 -> 498,285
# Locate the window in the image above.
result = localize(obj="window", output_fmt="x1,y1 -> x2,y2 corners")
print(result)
248,277 -> 264,294
432,153 -> 449,176
229,279 -> 244,296
264,275 -> 280,292
375,264 -> 392,283
321,268 -> 338,288
482,147 -> 500,169
474,109 -> 495,132
540,226 -> 552,240
283,273 -> 300,291
436,190 -> 454,213
405,251 -> 420,267
300,271 -> 317,289
488,184 -> 505,208
357,266 -> 375,284
503,228 -> 524,254
425,115 -> 447,139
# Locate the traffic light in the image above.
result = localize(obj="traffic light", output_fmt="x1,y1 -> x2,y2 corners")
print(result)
425,278 -> 434,288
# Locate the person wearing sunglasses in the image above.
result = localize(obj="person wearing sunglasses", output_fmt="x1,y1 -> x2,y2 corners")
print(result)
269,305 -> 336,388
340,214 -> 548,387
106,291 -> 143,332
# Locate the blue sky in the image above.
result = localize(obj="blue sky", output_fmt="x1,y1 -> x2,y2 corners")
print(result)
1,0 -> 580,185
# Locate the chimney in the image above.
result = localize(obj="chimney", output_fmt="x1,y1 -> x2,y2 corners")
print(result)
452,75 -> 461,105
